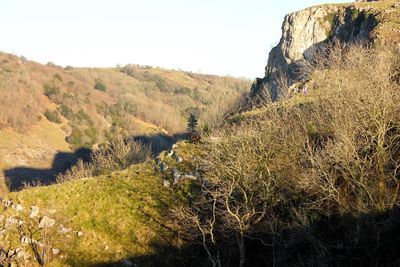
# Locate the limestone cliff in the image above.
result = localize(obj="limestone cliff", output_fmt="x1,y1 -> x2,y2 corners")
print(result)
251,0 -> 400,102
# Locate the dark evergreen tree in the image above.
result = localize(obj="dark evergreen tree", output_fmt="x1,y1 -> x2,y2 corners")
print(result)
187,114 -> 198,133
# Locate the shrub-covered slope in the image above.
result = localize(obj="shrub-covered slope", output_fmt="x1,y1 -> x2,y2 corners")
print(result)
0,52 -> 250,194
4,43 -> 400,267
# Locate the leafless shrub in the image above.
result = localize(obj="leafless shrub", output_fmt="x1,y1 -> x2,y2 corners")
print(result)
56,160 -> 94,183
174,43 -> 400,266
91,137 -> 151,175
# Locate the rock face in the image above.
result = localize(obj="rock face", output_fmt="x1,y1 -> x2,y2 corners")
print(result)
251,4 -> 379,102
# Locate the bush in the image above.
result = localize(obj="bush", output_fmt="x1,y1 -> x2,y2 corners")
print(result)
91,137 -> 150,175
57,137 -> 150,182
56,160 -> 93,183
58,104 -> 75,120
174,43 -> 400,266
94,80 -> 106,92
44,109 -> 62,123
53,73 -> 63,82
66,127 -> 84,147
43,84 -> 60,97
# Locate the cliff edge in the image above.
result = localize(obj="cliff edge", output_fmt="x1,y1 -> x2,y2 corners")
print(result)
251,0 -> 400,102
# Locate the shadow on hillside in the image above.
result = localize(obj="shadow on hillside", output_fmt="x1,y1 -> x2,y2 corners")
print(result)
90,207 -> 400,267
3,133 -> 187,192
133,133 -> 187,155
3,148 -> 92,191
91,242 -> 207,267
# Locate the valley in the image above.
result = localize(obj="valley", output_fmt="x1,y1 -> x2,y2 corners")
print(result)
1,0 -> 400,266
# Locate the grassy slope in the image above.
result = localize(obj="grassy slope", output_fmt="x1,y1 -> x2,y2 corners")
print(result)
9,163 -> 178,266
0,118 -> 71,195
6,141 -> 198,266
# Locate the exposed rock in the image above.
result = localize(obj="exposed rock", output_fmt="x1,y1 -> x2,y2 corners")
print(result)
5,217 -> 22,229
163,180 -> 171,187
183,174 -> 197,181
38,216 -> 56,228
160,162 -> 169,172
77,231 -> 84,237
1,199 -> 13,207
172,152 -> 183,163
52,248 -> 61,255
13,204 -> 24,211
251,3 -> 380,102
30,206 -> 39,218
172,168 -> 181,185
59,225 -> 72,234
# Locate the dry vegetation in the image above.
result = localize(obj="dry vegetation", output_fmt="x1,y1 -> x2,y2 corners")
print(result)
0,52 -> 250,147
0,52 -> 249,194
56,137 -> 151,182
174,43 -> 400,266
3,43 -> 400,267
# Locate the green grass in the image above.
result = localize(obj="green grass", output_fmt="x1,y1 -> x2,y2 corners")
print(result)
8,163 -> 179,266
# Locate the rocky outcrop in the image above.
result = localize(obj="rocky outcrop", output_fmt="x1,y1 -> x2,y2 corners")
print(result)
251,3 -> 381,102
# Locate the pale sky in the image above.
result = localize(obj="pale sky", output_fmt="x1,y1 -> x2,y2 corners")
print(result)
0,0 -> 348,78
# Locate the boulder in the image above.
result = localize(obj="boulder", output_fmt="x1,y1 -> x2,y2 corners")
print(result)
30,206 -> 39,218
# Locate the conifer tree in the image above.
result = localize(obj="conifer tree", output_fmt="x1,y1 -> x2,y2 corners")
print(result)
187,114 -> 198,133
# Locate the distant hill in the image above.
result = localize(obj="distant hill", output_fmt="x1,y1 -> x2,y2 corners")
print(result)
0,52 -> 250,194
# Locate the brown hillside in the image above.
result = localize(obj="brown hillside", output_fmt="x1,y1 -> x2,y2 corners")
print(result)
0,52 -> 250,194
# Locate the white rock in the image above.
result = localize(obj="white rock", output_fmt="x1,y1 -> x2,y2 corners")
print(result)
163,180 -> 171,187
160,162 -> 169,172
173,168 -> 181,185
255,4 -> 378,101
184,174 -> 197,180
5,217 -> 19,228
59,226 -> 72,234
77,231 -> 84,237
2,199 -> 13,207
30,206 -> 39,218
38,216 -> 56,228
52,248 -> 61,255
13,204 -> 24,211
172,152 -> 183,163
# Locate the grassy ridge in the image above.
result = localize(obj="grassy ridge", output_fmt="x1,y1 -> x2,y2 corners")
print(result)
9,163 -> 178,266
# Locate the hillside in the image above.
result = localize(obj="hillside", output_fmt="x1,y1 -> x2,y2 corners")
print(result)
2,141 -> 202,266
0,53 -> 250,194
4,41 -> 400,266
1,0 -> 400,266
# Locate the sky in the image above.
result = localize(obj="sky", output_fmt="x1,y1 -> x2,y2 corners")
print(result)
0,0 -> 347,78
